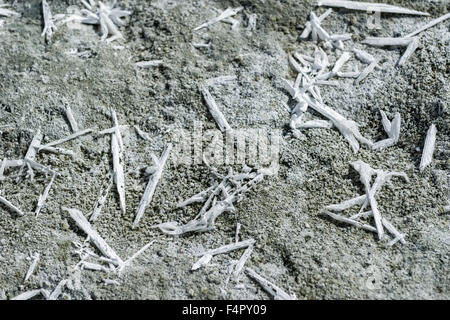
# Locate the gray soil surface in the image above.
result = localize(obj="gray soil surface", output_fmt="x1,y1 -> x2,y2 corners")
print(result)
0,0 -> 449,300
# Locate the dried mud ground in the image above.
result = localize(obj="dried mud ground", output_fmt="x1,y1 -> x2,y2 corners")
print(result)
0,0 -> 449,300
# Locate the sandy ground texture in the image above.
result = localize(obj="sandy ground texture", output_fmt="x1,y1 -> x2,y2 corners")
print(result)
0,0 -> 449,300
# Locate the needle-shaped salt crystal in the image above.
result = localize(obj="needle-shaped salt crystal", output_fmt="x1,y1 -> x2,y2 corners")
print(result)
191,253 -> 213,271
24,253 -> 40,282
315,0 -> 429,16
322,210 -> 378,233
233,244 -> 253,279
65,106 -> 79,132
419,124 -> 437,172
135,60 -> 163,68
405,12 -> 450,38
48,279 -> 68,300
193,7 -> 243,31
0,5 -> 19,17
0,192 -> 25,216
354,59 -> 378,84
362,37 -> 413,47
196,239 -> 255,257
89,180 -> 112,222
353,48 -> 375,64
62,207 -> 123,266
201,86 -> 232,133
41,129 -> 93,149
11,289 -> 49,300
397,37 -> 419,66
35,172 -> 56,216
246,268 -> 296,300
132,144 -> 172,229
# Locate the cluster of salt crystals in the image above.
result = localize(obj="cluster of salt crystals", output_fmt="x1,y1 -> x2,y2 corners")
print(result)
0,128 -> 64,216
62,207 -> 156,275
283,75 -> 373,153
189,235 -> 275,297
155,161 -> 279,235
29,107 -> 94,214
17,276 -> 77,300
9,107 -> 92,216
14,255 -> 95,300
12,276 -> 69,300
286,29 -> 395,153
323,160 -> 409,246
291,3 -> 450,151
212,7 -> 241,30
63,207 -> 124,267
0,106 -> 167,298
3,1 -> 448,301
286,3 -> 432,152
300,9 -> 352,50
189,224 -> 257,293
321,8 -> 450,68
372,110 -> 401,150
66,0 -> 132,42
72,237 -> 114,272
40,0 -> 126,43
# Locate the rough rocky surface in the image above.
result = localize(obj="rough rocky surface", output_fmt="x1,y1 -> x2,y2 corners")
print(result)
0,0 -> 448,300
